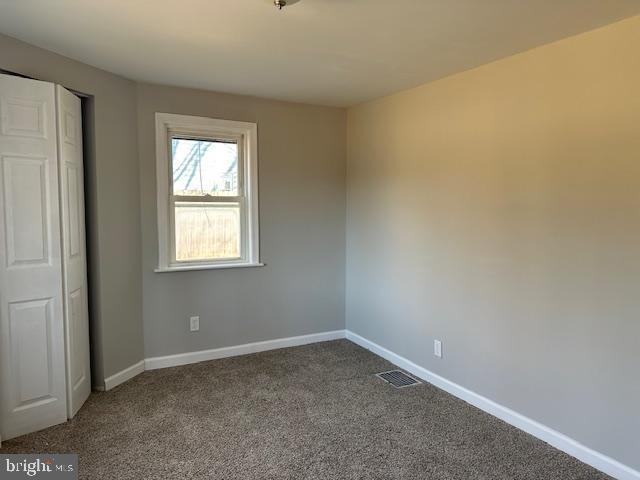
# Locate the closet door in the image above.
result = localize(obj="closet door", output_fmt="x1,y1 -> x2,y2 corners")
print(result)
56,85 -> 90,417
0,74 -> 67,440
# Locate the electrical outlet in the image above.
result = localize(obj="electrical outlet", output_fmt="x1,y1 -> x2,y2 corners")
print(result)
190,316 -> 200,332
434,339 -> 442,358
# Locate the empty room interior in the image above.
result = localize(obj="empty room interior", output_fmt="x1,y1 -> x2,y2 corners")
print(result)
0,1 -> 639,479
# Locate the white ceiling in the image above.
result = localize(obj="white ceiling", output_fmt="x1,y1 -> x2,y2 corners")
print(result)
0,0 -> 638,106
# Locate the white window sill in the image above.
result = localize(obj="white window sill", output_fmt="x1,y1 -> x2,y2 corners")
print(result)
154,262 -> 265,273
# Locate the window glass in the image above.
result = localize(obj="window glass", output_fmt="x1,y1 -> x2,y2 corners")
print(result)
171,138 -> 239,197
174,202 -> 241,261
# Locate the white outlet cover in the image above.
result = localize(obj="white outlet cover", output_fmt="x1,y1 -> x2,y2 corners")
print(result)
434,340 -> 442,358
190,316 -> 200,332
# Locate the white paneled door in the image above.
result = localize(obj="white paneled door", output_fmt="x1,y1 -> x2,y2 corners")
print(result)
0,74 -> 67,440
56,85 -> 90,418
0,74 -> 90,442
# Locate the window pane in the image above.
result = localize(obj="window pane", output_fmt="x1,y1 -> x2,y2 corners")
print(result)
172,138 -> 238,196
174,202 -> 241,261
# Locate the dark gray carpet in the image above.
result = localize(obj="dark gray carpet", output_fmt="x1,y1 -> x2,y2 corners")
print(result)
1,340 -> 610,479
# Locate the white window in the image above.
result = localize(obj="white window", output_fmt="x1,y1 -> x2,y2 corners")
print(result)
155,113 -> 260,271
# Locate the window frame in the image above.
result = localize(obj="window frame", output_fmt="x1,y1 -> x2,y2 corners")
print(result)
154,113 -> 261,272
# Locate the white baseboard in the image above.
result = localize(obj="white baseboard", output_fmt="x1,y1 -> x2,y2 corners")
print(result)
103,360 -> 145,391
345,330 -> 639,480
144,330 -> 346,370
104,331 -> 346,389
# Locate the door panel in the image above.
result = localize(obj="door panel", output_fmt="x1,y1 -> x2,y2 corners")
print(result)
56,85 -> 91,418
65,164 -> 81,258
9,299 -> 56,407
0,74 -> 67,441
2,156 -> 49,266
0,97 -> 47,138
68,288 -> 88,394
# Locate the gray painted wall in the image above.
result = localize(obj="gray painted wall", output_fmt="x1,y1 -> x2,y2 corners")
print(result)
0,34 -> 145,385
137,83 -> 346,358
0,35 -> 347,381
346,17 -> 640,470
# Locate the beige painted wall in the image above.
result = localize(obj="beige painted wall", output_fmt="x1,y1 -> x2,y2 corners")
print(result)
137,83 -> 346,358
346,16 -> 640,470
0,34 -> 144,385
